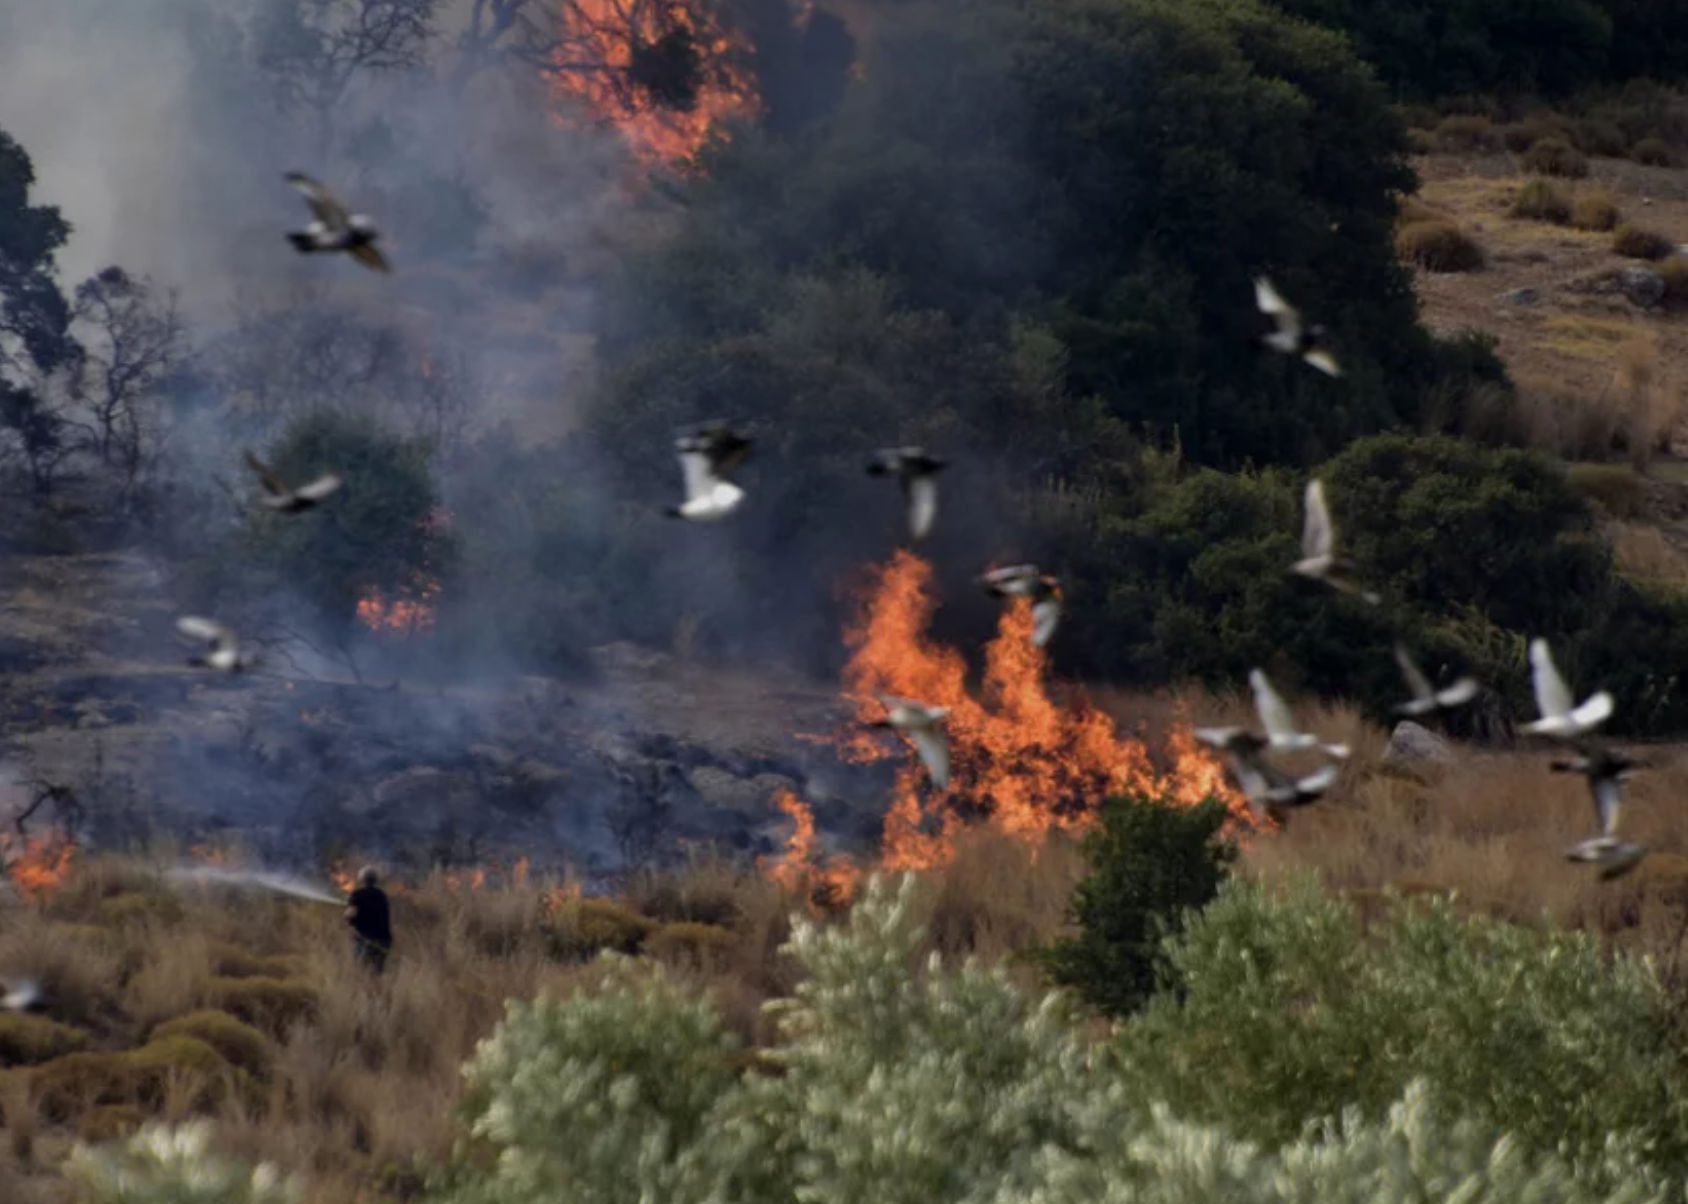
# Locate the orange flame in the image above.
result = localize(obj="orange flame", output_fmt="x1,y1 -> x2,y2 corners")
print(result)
761,789 -> 860,907
546,0 -> 759,165
356,578 -> 441,635
839,551 -> 1251,871
0,834 -> 75,901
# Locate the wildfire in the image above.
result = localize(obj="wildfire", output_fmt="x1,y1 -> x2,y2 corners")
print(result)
762,789 -> 860,907
356,578 -> 442,635
546,0 -> 759,165
839,551 -> 1251,871
0,834 -> 75,901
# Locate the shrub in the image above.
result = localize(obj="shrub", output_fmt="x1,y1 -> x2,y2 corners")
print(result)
207,977 -> 317,1034
1572,116 -> 1628,157
1662,256 -> 1688,307
0,1014 -> 89,1066
644,922 -> 736,969
152,1011 -> 272,1075
1041,793 -> 1235,1018
76,1104 -> 145,1144
208,945 -> 304,980
1508,179 -> 1570,223
1434,114 -> 1495,152
544,898 -> 657,960
1571,190 -> 1620,231
1614,223 -> 1676,260
1632,136 -> 1676,166
1117,878 -> 1688,1174
1405,128 -> 1436,155
97,892 -> 184,927
1521,136 -> 1590,177
1500,115 -> 1572,154
1395,220 -> 1485,271
1567,463 -> 1645,518
32,1036 -> 229,1123
69,1122 -> 297,1204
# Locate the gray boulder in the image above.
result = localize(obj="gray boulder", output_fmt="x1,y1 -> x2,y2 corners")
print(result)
1381,721 -> 1454,777
1619,266 -> 1666,309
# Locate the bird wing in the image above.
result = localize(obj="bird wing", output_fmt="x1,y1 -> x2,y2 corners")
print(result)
1193,726 -> 1243,750
286,172 -> 350,230
1529,639 -> 1574,721
905,474 -> 938,541
1303,349 -> 1343,378
349,242 -> 391,273
678,448 -> 716,502
1301,479 -> 1334,561
1030,596 -> 1061,648
1254,276 -> 1292,322
1295,763 -> 1341,798
176,615 -> 230,646
1393,643 -> 1434,704
1570,691 -> 1614,732
243,450 -> 289,498
1591,773 -> 1622,837
1435,677 -> 1480,708
910,727 -> 950,791
1249,669 -> 1298,742
294,474 -> 343,503
0,979 -> 40,1012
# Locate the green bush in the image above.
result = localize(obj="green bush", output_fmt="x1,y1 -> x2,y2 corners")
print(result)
544,898 -> 657,960
1117,878 -> 1688,1175
1509,179 -> 1571,222
1614,223 -> 1676,260
152,1011 -> 272,1075
0,1014 -> 89,1065
207,977 -> 317,1034
1572,190 -> 1621,231
1522,136 -> 1591,177
1395,220 -> 1485,271
33,1036 -> 230,1123
1631,136 -> 1676,166
1041,793 -> 1235,1017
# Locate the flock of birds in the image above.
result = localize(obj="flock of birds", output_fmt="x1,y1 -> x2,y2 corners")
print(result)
0,167 -> 1649,1012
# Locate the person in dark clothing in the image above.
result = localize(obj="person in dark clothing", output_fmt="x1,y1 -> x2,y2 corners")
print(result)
345,865 -> 393,974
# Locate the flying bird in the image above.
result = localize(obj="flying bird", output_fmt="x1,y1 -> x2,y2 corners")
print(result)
979,564 -> 1062,648
866,446 -> 947,541
1292,479 -> 1379,604
872,696 -> 951,790
1393,643 -> 1480,718
244,450 -> 342,514
1255,276 -> 1341,377
1522,639 -> 1613,740
668,421 -> 751,521
1194,728 -> 1338,821
284,172 -> 389,272
176,615 -> 256,673
1554,743 -> 1647,879
0,979 -> 41,1013
1250,669 -> 1350,759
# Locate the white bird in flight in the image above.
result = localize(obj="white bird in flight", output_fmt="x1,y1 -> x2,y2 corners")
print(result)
1522,639 -> 1612,740
1255,276 -> 1341,377
866,446 -> 947,541
284,172 -> 389,272
1292,478 -> 1379,604
873,696 -> 951,790
0,979 -> 41,1013
668,421 -> 751,521
1393,643 -> 1480,717
979,564 -> 1062,648
176,615 -> 256,673
1554,744 -> 1646,879
1250,669 -> 1350,759
245,450 -> 342,514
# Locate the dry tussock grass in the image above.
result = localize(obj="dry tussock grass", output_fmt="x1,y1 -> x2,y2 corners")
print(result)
1611,521 -> 1688,591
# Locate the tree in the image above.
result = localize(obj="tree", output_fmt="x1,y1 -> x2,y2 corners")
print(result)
1041,792 -> 1236,1018
251,0 -> 441,143
66,267 -> 188,507
0,128 -> 78,499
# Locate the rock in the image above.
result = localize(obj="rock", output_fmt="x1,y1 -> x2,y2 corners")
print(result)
1498,287 -> 1541,306
1381,721 -> 1454,777
1618,266 -> 1666,309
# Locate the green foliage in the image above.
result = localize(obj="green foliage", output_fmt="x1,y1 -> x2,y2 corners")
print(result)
69,1121 -> 297,1204
238,410 -> 450,631
1042,794 -> 1236,1017
1394,219 -> 1485,270
0,1014 -> 89,1065
1118,879 -> 1688,1177
151,1011 -> 271,1076
1510,179 -> 1572,223
429,877 -> 1678,1204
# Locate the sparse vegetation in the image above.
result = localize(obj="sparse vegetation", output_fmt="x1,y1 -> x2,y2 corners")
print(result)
1572,189 -> 1622,230
1614,223 -> 1677,260
1395,220 -> 1486,271
1632,136 -> 1676,166
1509,178 -> 1572,223
1435,114 -> 1497,152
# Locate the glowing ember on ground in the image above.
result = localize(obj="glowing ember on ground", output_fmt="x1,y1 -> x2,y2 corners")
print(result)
547,0 -> 759,165
762,789 -> 860,906
837,550 -> 1252,871
356,578 -> 441,635
0,835 -> 75,901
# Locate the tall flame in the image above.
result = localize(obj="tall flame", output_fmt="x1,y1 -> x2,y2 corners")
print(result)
762,789 -> 860,907
839,551 -> 1250,871
547,0 -> 759,165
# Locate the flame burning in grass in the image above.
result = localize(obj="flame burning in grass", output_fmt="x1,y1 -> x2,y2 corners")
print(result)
762,789 -> 860,907
837,551 -> 1250,871
547,0 -> 759,165
356,578 -> 442,635
1,835 -> 75,901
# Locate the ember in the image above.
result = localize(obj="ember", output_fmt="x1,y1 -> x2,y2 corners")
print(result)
839,551 -> 1251,870
356,578 -> 441,635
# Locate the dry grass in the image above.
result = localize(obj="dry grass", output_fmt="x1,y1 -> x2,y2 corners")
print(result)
1521,137 -> 1590,178
1615,223 -> 1676,261
1571,190 -> 1622,232
1508,179 -> 1571,224
1611,522 -> 1688,593
1396,220 -> 1485,272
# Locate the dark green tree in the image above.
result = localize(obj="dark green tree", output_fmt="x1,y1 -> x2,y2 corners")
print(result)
1042,792 -> 1236,1018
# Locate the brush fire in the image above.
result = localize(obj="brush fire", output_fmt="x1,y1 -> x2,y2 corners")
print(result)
547,0 -> 759,164
1,833 -> 76,901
